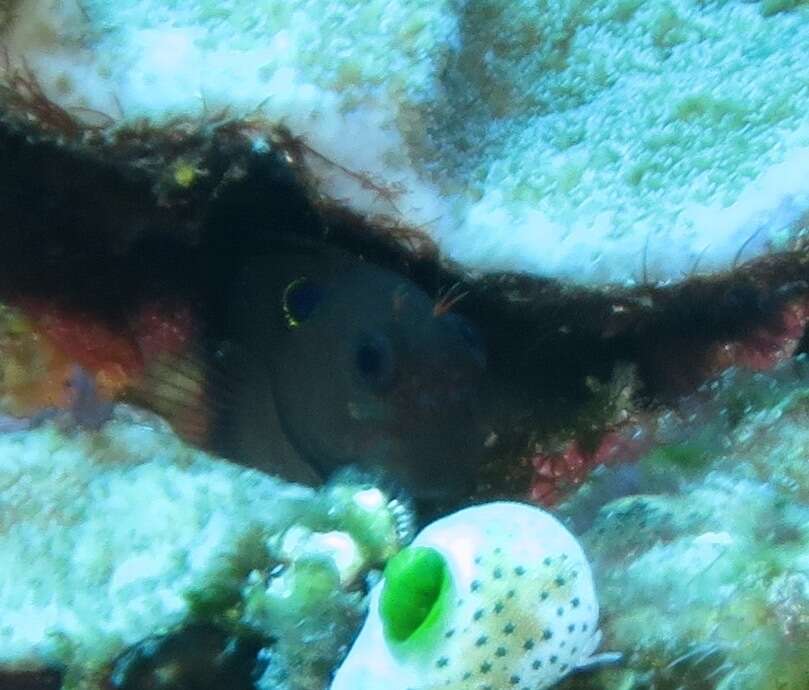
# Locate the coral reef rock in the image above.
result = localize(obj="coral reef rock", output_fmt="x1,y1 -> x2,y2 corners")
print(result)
4,1 -> 809,285
556,362 -> 809,690
0,405 -> 407,690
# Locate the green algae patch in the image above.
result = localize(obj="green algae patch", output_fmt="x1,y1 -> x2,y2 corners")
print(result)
640,437 -> 715,478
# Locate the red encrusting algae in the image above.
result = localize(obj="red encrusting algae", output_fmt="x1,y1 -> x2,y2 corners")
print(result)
0,298 -> 204,436
528,298 -> 809,507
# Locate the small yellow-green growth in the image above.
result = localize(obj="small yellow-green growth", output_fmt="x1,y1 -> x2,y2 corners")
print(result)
172,160 -> 201,188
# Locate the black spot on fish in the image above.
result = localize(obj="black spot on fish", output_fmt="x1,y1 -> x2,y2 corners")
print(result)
355,331 -> 396,392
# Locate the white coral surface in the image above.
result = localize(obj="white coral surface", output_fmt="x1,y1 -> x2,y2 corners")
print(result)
4,0 -> 809,285
0,407 -> 312,673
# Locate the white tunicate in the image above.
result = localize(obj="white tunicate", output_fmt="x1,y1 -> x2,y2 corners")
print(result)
332,501 -> 607,690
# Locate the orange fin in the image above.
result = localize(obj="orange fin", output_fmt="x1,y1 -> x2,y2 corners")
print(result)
126,349 -> 217,447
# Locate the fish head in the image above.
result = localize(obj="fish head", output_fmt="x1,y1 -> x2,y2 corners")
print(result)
269,258 -> 487,500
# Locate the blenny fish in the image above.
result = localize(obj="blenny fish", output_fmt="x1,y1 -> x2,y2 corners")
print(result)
208,242 -> 488,500
0,243 -> 487,500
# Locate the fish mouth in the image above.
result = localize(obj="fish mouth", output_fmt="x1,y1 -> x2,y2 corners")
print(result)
302,421 -> 482,500
410,473 -> 476,501
346,399 -> 392,422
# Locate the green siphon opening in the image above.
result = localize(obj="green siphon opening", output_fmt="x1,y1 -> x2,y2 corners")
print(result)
379,546 -> 450,644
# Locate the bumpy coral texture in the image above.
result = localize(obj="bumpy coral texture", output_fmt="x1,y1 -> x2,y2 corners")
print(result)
557,363 -> 809,690
0,407 -> 413,690
5,0 -> 809,283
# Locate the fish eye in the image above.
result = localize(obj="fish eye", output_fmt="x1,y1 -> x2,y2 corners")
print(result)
282,276 -> 324,329
444,313 -> 486,368
355,331 -> 396,392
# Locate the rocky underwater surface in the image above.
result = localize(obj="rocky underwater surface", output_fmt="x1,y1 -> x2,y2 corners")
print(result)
557,362 -> 809,690
5,0 -> 809,284
1,1 -> 809,689
2,359 -> 808,690
0,402 -> 411,690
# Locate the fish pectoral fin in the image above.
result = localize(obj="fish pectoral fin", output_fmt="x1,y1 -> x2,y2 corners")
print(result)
125,349 -> 216,447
